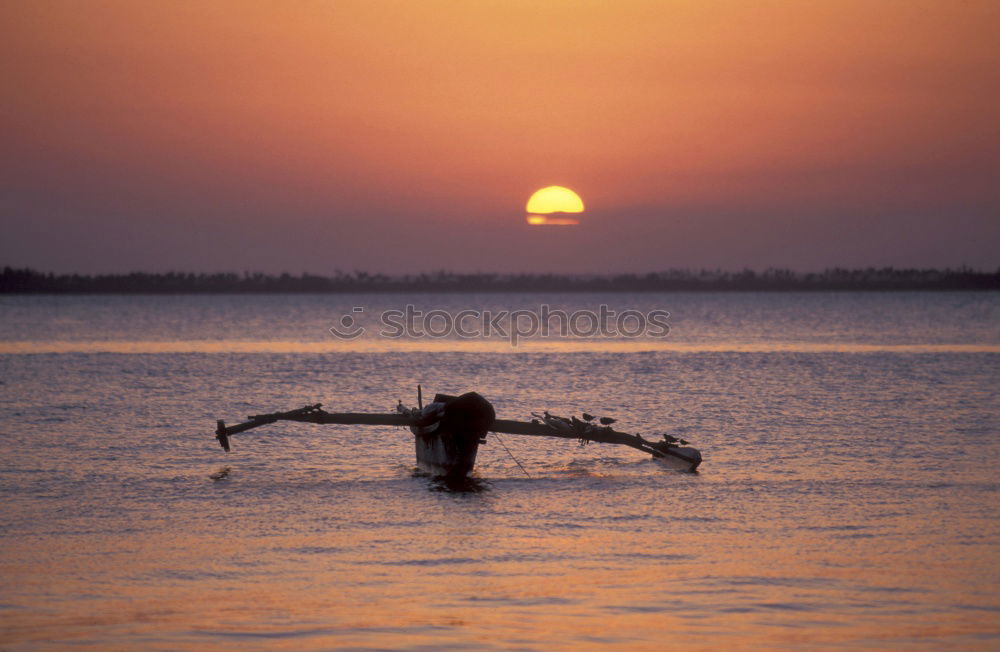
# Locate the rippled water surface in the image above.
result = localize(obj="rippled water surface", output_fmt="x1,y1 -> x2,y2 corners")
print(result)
1,293 -> 997,649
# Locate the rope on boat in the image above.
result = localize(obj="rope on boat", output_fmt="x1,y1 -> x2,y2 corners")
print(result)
491,431 -> 531,478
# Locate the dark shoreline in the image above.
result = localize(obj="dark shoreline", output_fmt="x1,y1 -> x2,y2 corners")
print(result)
2,266 -> 997,294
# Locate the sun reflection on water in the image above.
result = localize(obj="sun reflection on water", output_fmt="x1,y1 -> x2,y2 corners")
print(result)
1,340 -> 996,354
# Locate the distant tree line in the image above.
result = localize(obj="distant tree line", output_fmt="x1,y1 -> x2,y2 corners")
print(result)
1,266 -> 997,293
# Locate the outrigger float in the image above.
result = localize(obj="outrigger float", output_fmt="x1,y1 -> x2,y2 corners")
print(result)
214,388 -> 701,478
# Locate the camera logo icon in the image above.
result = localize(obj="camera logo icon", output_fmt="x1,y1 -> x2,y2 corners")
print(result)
329,307 -> 366,339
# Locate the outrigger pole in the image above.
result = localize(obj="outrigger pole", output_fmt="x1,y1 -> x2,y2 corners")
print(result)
215,404 -> 421,452
492,417 -> 672,458
214,402 -> 701,470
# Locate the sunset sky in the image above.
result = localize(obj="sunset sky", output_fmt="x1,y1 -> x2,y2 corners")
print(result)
2,0 -> 997,273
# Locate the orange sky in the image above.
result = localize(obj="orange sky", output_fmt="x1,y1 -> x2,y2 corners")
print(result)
2,0 -> 997,272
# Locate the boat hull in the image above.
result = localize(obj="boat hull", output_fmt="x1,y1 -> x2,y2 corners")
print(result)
413,427 -> 482,478
411,391 -> 495,479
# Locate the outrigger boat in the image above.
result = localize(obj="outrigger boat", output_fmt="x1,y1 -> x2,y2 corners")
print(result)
214,388 -> 702,477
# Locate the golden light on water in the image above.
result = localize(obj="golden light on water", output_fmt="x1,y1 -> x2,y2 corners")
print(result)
526,186 -> 583,226
3,340 -> 996,354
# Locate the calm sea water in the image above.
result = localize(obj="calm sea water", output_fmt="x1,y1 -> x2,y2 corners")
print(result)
1,293 -> 998,650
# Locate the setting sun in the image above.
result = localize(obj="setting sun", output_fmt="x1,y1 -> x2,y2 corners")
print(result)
526,186 -> 584,226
